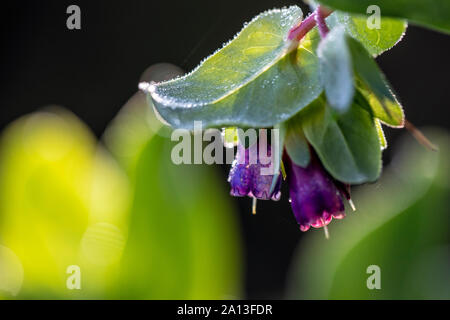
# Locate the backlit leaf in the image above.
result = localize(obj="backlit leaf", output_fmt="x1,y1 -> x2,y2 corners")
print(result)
302,97 -> 381,184
145,6 -> 323,129
319,0 -> 450,34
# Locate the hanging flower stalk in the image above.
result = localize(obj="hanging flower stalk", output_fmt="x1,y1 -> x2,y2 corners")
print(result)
141,1 -> 442,235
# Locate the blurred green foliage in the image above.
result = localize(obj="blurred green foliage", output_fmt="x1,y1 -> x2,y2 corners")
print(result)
105,92 -> 242,299
0,84 -> 448,300
288,129 -> 449,299
0,92 -> 242,299
0,109 -> 129,298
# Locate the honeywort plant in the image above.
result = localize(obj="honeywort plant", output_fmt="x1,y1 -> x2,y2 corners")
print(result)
140,1 -> 449,234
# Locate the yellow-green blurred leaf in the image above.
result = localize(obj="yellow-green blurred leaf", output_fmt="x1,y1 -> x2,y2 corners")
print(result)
0,109 -> 130,299
104,94 -> 242,299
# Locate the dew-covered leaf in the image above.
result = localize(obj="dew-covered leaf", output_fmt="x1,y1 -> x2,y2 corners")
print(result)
302,96 -> 381,184
327,12 -> 407,57
349,37 -> 404,127
319,0 -> 450,34
318,26 -> 354,113
145,6 -> 323,129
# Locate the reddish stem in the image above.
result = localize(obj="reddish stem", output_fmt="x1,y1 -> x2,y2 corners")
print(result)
287,12 -> 316,41
404,120 -> 439,151
287,6 -> 333,42
315,5 -> 331,38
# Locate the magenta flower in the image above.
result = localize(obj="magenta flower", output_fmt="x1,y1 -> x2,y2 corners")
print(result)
228,142 -> 282,201
286,153 -> 346,232
228,138 -> 353,234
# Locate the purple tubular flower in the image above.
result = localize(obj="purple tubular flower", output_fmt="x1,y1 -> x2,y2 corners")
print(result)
228,142 -> 282,201
287,154 -> 345,232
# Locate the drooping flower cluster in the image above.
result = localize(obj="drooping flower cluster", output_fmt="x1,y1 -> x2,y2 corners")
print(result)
228,139 -> 351,234
142,3 -> 439,234
226,5 -> 355,235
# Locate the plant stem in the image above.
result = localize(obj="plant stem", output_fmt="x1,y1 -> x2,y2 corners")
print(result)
315,5 -> 331,38
404,120 -> 439,151
288,7 -> 333,42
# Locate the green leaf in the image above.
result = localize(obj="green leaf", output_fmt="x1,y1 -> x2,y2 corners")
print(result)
348,37 -> 404,127
318,26 -> 354,112
317,25 -> 403,126
284,117 -> 311,168
146,6 -> 323,129
319,0 -> 450,34
115,135 -> 242,299
327,12 -> 407,57
375,118 -> 387,150
0,109 -> 130,299
302,97 -> 381,184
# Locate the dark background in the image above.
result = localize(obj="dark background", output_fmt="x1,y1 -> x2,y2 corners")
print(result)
1,0 -> 449,298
